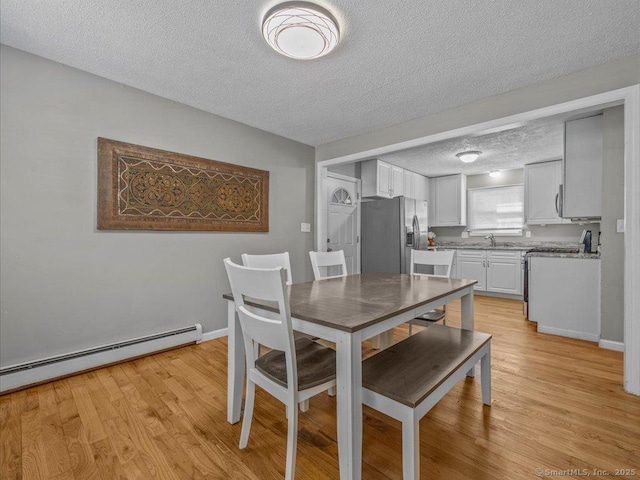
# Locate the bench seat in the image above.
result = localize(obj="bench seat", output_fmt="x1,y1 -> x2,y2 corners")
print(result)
362,324 -> 492,480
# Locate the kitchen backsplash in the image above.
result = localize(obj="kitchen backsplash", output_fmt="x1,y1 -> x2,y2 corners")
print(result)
431,222 -> 600,245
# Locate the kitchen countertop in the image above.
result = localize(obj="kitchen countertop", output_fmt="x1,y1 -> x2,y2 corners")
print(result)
432,241 -> 582,251
525,251 -> 600,259
431,241 -> 601,258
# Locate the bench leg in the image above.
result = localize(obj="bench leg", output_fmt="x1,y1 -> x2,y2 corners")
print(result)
481,347 -> 492,406
402,417 -> 420,480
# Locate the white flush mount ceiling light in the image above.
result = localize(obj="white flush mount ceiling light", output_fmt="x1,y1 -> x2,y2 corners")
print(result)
262,2 -> 340,60
456,150 -> 482,163
489,170 -> 502,178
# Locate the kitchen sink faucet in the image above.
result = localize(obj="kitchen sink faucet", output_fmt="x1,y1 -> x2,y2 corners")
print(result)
484,233 -> 496,247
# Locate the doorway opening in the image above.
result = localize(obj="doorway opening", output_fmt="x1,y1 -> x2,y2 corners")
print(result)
314,86 -> 640,395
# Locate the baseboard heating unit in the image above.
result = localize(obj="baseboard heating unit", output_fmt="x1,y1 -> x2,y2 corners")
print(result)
0,324 -> 202,393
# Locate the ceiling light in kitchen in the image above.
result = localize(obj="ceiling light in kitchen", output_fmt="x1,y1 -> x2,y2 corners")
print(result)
489,170 -> 502,177
456,150 -> 482,163
262,2 -> 340,60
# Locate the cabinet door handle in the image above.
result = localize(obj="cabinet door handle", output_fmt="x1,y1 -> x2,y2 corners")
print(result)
555,193 -> 559,214
558,185 -> 563,216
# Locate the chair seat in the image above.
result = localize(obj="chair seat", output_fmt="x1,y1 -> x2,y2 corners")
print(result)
412,308 -> 446,323
256,338 -> 336,391
293,331 -> 319,342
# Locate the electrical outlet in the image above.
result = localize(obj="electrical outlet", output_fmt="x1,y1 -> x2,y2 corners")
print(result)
301,223 -> 311,233
525,231 -> 532,238
617,219 -> 625,233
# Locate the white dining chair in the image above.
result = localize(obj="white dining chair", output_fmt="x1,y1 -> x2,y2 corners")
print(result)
242,251 -> 322,412
309,249 -> 392,349
408,249 -> 455,334
223,258 -> 337,480
309,250 -> 348,280
242,252 -> 293,285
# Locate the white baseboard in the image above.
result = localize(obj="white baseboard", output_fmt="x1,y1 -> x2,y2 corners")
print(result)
599,339 -> 625,352
537,325 -> 600,343
0,324 -> 202,393
199,328 -> 228,342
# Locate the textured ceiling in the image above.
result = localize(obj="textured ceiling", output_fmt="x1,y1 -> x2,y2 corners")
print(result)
1,1 -> 638,146
378,115 -> 571,177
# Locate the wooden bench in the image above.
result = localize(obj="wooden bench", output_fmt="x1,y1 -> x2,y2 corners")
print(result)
362,324 -> 492,480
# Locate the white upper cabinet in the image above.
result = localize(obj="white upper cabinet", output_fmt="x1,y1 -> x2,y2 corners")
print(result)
403,170 -> 429,201
377,161 -> 392,197
403,170 -> 414,199
362,160 -> 405,198
562,115 -> 603,218
420,174 -> 430,203
391,165 -> 404,197
524,160 -> 567,225
429,174 -> 467,226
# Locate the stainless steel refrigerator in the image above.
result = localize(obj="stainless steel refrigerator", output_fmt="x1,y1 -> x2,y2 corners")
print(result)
361,197 -> 429,274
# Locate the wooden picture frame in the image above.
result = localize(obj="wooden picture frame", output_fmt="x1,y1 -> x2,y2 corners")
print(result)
97,138 -> 269,232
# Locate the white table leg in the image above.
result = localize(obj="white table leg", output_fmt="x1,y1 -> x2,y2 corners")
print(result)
461,287 -> 476,377
336,330 -> 363,480
227,300 -> 245,424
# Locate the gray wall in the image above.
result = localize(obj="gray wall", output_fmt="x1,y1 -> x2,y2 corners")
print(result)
601,106 -> 625,342
316,53 -> 639,161
0,46 -> 315,366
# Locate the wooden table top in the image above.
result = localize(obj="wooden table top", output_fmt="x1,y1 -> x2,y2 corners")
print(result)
223,273 -> 477,333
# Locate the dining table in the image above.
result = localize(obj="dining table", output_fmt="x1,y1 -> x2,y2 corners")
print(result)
224,272 -> 477,480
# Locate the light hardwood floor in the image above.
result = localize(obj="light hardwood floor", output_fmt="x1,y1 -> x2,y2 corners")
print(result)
2,297 -> 639,479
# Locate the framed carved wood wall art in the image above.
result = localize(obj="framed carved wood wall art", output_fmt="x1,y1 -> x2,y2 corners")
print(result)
97,138 -> 269,232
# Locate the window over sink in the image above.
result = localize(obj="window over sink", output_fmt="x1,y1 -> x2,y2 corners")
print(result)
467,185 -> 524,236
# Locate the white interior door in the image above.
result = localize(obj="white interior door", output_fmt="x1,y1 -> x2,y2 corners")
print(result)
326,174 -> 360,274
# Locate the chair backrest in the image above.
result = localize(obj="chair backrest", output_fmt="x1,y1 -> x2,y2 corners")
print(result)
241,252 -> 293,285
410,250 -> 455,278
309,250 -> 348,280
224,258 -> 297,391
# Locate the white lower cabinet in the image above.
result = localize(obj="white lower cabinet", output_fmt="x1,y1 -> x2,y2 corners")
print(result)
456,250 -> 487,291
486,251 -> 522,295
528,256 -> 600,341
455,249 -> 524,295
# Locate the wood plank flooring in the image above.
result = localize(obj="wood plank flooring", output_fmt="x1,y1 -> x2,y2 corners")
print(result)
2,296 -> 639,479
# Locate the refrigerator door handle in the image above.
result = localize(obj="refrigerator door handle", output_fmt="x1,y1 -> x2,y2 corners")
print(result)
413,215 -> 421,250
